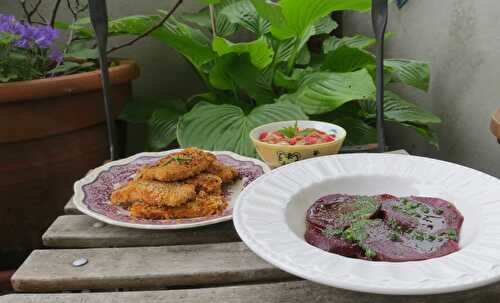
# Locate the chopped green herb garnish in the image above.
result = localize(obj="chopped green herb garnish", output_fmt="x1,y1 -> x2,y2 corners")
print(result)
322,226 -> 343,239
435,208 -> 444,215
413,230 -> 425,241
427,234 -> 436,241
447,228 -> 458,241
162,156 -> 192,166
365,248 -> 376,258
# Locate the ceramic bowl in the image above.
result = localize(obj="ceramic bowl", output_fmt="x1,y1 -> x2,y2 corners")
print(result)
491,109 -> 500,139
249,120 -> 346,168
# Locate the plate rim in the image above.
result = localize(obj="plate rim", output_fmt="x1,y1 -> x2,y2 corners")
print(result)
73,149 -> 270,230
233,153 -> 500,295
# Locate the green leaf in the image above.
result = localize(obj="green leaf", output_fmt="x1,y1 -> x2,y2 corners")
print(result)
333,116 -> 377,146
109,16 -> 216,69
323,35 -> 375,53
385,59 -> 430,91
46,62 -> 81,75
208,55 -> 234,90
279,0 -> 370,38
274,67 -> 315,91
177,102 -> 308,157
322,45 -> 375,72
402,123 -> 439,148
360,91 -> 441,125
278,69 -> 376,114
226,55 -> 275,105
250,0 -> 293,39
148,108 -> 183,150
220,0 -> 271,34
212,36 -> 274,69
273,38 -> 296,63
312,16 -> 338,36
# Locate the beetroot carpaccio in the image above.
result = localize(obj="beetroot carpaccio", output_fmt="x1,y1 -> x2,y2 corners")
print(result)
304,194 -> 464,262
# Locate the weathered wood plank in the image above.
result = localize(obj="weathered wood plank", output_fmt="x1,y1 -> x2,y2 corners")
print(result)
11,242 -> 293,293
4,280 -> 500,303
64,199 -> 80,215
43,216 -> 239,248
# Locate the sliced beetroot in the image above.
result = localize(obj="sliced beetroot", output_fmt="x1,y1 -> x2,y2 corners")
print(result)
348,219 -> 460,262
304,223 -> 364,258
304,194 -> 463,262
306,194 -> 393,230
381,196 -> 464,236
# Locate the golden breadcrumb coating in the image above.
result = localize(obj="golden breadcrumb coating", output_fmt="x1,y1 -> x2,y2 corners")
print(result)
111,179 -> 196,207
129,191 -> 227,220
206,160 -> 239,183
137,148 -> 216,182
185,173 -> 223,194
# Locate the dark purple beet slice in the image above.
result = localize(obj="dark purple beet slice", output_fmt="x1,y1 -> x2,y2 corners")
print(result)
304,223 -> 364,258
306,194 -> 394,229
381,196 -> 464,236
304,194 -> 395,258
349,219 -> 460,262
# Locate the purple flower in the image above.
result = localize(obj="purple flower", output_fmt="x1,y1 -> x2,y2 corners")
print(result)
49,48 -> 63,64
0,14 -> 59,49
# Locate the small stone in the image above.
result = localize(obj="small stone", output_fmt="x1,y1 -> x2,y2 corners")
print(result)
72,258 -> 88,267
93,222 -> 105,228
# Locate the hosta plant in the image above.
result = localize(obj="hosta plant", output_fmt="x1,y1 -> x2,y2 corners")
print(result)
116,0 -> 440,157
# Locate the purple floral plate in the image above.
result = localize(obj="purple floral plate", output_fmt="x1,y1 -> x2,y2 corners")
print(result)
73,150 -> 270,229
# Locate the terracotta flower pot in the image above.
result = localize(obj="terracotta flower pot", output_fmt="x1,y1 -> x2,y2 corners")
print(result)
491,109 -> 500,141
0,59 -> 139,267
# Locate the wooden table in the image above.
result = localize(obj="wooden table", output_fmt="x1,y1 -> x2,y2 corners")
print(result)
4,151 -> 500,302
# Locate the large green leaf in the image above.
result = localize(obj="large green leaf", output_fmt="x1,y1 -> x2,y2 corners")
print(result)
109,16 -> 216,68
251,0 -> 367,40
360,91 -> 441,146
226,55 -> 275,104
279,0 -> 370,38
361,91 -> 441,125
181,1 -> 239,37
220,0 -> 270,34
177,102 -> 308,157
323,35 -> 376,53
279,69 -> 376,114
401,123 -> 439,148
385,59 -> 430,91
148,108 -> 183,150
274,67 -> 315,91
208,55 -> 234,90
250,0 -> 293,39
333,116 -> 377,146
322,45 -> 375,72
212,36 -> 274,69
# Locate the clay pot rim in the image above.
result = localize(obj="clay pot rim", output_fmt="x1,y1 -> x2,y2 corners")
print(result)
0,58 -> 139,104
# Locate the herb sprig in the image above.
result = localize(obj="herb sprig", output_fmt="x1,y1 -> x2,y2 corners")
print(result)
162,155 -> 192,166
277,121 -> 298,138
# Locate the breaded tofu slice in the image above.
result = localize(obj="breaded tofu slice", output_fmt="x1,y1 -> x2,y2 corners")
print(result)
185,173 -> 223,194
111,179 -> 196,207
206,160 -> 239,183
129,191 -> 227,219
137,148 -> 215,182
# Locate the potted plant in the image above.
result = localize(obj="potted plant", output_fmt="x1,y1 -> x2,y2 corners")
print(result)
113,0 -> 440,157
0,1 -> 144,269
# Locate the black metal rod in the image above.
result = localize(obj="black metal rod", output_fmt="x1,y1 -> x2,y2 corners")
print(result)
88,0 -> 118,160
372,0 -> 388,153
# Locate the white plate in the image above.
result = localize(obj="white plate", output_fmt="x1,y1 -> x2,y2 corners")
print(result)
73,150 -> 270,229
233,153 -> 500,295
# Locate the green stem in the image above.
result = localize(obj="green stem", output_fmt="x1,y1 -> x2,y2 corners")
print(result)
286,39 -> 300,76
